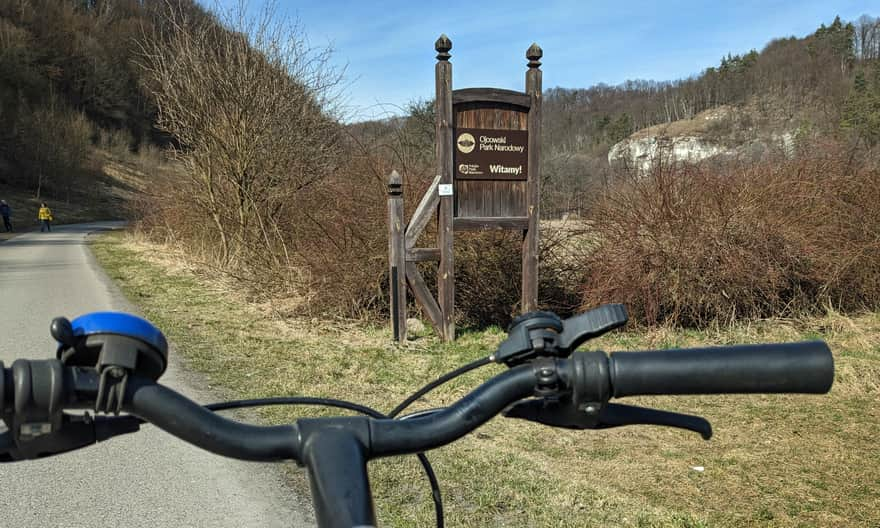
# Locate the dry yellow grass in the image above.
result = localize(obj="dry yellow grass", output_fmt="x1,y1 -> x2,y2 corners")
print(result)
92,231 -> 880,527
630,106 -> 735,140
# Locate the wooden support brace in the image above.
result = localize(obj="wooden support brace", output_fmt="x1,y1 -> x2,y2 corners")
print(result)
405,262 -> 444,336
405,174 -> 441,250
406,248 -> 441,262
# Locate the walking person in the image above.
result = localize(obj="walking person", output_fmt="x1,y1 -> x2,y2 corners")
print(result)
38,202 -> 52,232
0,200 -> 11,232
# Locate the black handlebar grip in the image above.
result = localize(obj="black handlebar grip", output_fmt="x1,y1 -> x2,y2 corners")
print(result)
609,341 -> 834,397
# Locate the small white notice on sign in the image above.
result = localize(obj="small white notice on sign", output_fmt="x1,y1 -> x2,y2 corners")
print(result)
438,184 -> 453,196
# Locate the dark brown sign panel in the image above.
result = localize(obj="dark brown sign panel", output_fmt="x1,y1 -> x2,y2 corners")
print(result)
453,127 -> 528,180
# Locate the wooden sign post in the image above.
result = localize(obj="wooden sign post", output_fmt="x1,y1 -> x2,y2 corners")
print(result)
524,42 -> 543,311
436,35 -> 455,343
387,170 -> 406,342
388,35 -> 543,342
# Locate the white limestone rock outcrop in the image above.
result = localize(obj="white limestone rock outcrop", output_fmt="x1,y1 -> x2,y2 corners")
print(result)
608,135 -> 727,172
607,105 -> 796,172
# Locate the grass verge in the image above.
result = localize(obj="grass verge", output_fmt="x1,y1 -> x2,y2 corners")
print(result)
91,231 -> 880,527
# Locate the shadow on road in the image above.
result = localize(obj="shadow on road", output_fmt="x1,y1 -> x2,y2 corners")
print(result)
2,239 -> 91,247
0,222 -> 125,246
0,262 -> 79,274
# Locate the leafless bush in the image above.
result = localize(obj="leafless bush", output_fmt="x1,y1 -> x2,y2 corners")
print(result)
97,127 -> 134,157
394,228 -> 582,329
581,140 -> 880,326
136,1 -> 343,294
13,102 -> 92,200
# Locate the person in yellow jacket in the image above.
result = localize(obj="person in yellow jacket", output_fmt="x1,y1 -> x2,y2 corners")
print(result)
38,202 -> 53,232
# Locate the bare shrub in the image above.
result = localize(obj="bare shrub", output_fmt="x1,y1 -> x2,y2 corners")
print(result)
581,140 -> 880,326
13,102 -> 92,200
285,152 -> 390,317
396,228 -> 583,329
97,127 -> 134,157
453,231 -> 526,327
136,1 -> 343,295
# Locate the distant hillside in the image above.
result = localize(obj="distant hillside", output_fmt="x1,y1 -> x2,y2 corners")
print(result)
605,99 -> 831,171
346,15 -> 879,216
0,0 -> 212,202
545,15 -> 878,151
539,15 -> 880,210
5,4 -> 876,220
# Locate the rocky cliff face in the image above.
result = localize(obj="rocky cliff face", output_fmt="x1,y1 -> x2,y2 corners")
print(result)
608,106 -> 796,171
608,135 -> 728,172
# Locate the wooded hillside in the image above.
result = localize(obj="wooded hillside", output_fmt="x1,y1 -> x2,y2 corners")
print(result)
0,0 -> 212,198
539,15 -> 880,213
2,4 -> 879,326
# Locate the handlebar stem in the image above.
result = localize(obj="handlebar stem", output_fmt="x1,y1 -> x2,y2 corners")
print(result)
300,424 -> 376,528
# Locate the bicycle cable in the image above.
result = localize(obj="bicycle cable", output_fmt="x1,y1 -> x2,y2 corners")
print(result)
388,356 -> 493,418
398,408 -> 446,420
205,396 -> 445,528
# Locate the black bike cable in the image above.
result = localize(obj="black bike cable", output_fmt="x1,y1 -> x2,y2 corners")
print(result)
398,408 -> 445,420
206,397 -> 383,418
388,356 -> 493,418
205,397 -> 445,528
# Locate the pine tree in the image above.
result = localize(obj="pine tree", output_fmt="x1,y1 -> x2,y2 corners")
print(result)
607,113 -> 634,144
841,69 -> 880,146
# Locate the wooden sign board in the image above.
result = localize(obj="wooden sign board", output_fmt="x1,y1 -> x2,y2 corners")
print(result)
452,93 -> 532,220
386,35 -> 543,343
454,128 -> 528,180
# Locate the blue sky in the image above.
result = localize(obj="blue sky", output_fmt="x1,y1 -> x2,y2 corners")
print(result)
207,0 -> 875,121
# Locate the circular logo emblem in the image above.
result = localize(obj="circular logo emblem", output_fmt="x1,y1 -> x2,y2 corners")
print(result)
456,133 -> 476,154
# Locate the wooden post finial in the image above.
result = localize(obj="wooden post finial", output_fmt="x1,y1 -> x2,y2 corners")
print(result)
527,42 -> 543,68
388,169 -> 402,194
435,34 -> 452,61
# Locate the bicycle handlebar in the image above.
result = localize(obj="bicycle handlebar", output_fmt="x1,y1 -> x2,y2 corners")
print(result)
0,334 -> 834,528
123,377 -> 301,461
608,341 -> 834,397
0,341 -> 833,463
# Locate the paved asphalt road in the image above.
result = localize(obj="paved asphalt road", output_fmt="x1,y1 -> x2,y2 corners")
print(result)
0,223 -> 312,527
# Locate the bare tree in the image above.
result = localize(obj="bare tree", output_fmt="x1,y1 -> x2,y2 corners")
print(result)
14,102 -> 91,200
138,1 -> 343,270
854,14 -> 880,60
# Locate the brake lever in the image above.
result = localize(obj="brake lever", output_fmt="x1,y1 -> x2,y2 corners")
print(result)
557,304 -> 629,352
503,400 -> 712,440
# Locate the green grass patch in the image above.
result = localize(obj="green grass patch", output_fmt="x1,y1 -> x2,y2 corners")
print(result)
91,231 -> 880,527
